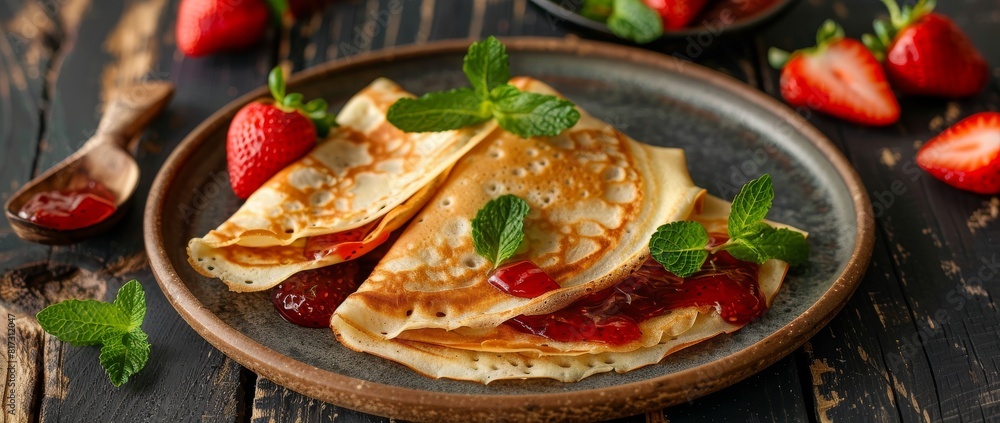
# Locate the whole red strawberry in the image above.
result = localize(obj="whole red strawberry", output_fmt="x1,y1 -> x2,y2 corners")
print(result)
863,0 -> 989,98
227,67 -> 337,199
643,0 -> 709,30
917,112 -> 1000,194
769,20 -> 900,126
176,0 -> 271,57
272,262 -> 361,328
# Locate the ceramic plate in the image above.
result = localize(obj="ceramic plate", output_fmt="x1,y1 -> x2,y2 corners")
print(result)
530,0 -> 796,41
145,37 -> 873,422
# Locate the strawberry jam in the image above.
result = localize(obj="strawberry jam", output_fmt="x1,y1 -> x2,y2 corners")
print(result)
304,218 -> 386,261
272,261 -> 361,328
17,180 -> 116,230
506,234 -> 764,346
488,260 -> 561,298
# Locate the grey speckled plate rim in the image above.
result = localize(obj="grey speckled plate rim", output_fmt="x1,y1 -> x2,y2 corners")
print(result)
529,0 -> 797,40
144,37 -> 874,422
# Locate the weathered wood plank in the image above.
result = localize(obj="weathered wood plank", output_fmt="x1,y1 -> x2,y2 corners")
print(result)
755,1 -> 1000,422
0,0 -> 273,421
662,354 -> 810,423
250,377 -> 391,423
0,307 -> 44,422
0,0 -> 59,283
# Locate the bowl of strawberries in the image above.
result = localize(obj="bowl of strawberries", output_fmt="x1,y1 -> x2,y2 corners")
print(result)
530,0 -> 796,44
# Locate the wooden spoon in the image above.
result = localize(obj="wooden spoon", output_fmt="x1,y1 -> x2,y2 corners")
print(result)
4,81 -> 174,245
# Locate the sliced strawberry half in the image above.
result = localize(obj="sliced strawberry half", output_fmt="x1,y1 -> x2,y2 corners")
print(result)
769,20 -> 901,126
917,112 -> 1000,194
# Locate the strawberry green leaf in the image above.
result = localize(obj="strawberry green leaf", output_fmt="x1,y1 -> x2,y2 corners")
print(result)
268,67 -> 286,103
768,48 -> 792,69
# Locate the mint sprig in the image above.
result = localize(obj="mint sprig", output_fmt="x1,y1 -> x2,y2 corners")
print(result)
607,0 -> 663,44
650,174 -> 809,278
471,194 -> 531,269
36,280 -> 151,387
387,36 -> 580,138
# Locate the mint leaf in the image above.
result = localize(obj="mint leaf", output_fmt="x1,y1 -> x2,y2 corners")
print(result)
36,300 -> 131,346
386,88 -> 492,132
647,174 -> 809,277
607,0 -> 663,44
491,84 -> 581,138
471,194 -> 531,268
100,330 -> 151,387
386,37 -> 580,138
114,280 -> 146,328
36,280 -> 151,386
728,174 -> 774,238
463,36 -> 510,98
580,0 -> 614,22
727,226 -> 810,266
649,221 -> 710,278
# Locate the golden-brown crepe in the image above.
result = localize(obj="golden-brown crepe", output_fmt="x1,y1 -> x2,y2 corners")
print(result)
330,78 -> 803,383
333,196 -> 797,383
332,77 -> 705,338
188,78 -> 497,292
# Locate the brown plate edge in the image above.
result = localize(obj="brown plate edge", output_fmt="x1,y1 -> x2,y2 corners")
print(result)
143,37 -> 875,423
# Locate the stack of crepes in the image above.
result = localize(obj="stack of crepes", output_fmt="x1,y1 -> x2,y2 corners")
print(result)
329,77 -> 798,383
189,76 -> 799,383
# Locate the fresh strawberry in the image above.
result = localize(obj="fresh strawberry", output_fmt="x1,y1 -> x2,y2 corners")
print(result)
863,0 -> 989,98
272,262 -> 361,328
176,0 -> 272,57
643,0 -> 709,30
227,67 -> 337,199
769,20 -> 900,126
916,112 -> 1000,194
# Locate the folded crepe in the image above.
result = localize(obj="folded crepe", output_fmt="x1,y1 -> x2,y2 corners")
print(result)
330,78 -> 795,383
188,78 -> 497,292
333,196 -> 793,383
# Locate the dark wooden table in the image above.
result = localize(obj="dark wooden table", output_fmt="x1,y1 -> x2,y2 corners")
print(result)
1,0 -> 998,421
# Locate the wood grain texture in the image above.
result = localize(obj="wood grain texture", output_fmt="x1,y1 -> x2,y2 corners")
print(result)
1,0 -> 999,421
755,1 -> 1000,422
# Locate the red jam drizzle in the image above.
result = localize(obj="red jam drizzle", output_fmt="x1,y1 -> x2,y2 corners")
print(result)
272,261 -> 361,328
488,260 -> 561,298
17,180 -> 116,230
304,218 -> 385,261
505,234 -> 764,346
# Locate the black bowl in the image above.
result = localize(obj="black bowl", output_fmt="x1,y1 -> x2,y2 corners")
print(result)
531,0 -> 797,42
